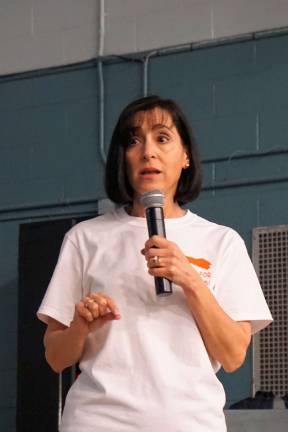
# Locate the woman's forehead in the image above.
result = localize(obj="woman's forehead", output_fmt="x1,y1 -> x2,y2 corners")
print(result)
130,107 -> 174,130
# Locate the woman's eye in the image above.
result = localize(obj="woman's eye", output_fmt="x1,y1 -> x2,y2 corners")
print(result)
127,136 -> 140,146
158,134 -> 170,143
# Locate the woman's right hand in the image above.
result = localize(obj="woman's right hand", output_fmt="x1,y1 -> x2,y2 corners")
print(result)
44,293 -> 121,373
71,292 -> 121,335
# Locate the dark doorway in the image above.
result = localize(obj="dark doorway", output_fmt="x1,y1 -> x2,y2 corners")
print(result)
17,214 -> 97,432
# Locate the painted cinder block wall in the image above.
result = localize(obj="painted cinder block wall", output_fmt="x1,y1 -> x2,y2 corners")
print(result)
1,1 -> 288,430
1,34 -> 288,430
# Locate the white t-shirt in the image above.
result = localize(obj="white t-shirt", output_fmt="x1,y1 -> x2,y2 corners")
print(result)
37,208 -> 272,432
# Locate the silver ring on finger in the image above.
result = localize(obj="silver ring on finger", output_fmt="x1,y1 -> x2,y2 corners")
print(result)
85,299 -> 93,308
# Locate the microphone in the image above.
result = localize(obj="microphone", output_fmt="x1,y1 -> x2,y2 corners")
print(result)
140,189 -> 173,297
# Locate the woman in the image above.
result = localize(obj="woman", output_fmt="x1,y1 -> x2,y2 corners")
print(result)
38,95 -> 272,431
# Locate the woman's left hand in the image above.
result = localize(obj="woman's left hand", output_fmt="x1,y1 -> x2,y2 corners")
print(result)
142,235 -> 203,291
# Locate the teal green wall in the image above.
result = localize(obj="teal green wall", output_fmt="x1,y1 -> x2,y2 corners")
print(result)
1,34 -> 288,430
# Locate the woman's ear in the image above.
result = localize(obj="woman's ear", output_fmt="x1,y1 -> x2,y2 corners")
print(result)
183,153 -> 190,169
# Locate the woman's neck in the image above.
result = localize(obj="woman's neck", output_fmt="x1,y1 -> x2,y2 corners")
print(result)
127,199 -> 186,218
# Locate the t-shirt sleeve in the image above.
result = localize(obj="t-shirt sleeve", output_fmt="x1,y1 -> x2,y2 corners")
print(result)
215,231 -> 273,335
37,234 -> 83,327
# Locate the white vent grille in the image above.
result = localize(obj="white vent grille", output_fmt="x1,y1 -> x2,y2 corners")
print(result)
252,225 -> 288,396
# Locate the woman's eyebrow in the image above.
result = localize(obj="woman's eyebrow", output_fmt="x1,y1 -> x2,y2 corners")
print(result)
151,124 -> 173,131
129,123 -> 173,134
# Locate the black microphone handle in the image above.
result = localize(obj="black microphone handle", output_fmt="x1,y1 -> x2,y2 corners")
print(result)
145,207 -> 173,297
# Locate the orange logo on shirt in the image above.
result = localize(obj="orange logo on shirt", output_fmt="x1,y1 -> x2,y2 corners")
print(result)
186,256 -> 211,270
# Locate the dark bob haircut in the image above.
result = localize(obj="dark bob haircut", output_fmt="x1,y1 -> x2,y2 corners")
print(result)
105,95 -> 202,205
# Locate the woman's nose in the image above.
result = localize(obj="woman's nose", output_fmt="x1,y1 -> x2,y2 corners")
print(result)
142,138 -> 156,160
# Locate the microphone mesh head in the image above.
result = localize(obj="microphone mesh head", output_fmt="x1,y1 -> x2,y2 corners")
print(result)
140,189 -> 164,208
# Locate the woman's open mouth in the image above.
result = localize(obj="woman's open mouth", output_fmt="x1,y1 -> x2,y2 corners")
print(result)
140,167 -> 162,178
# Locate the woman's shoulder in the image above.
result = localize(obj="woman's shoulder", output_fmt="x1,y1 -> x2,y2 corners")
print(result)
192,211 -> 240,235
187,211 -> 245,252
64,208 -> 122,242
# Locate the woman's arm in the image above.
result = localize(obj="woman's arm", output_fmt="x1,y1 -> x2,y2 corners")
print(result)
182,284 -> 251,372
44,314 -> 88,373
143,236 -> 251,373
44,293 -> 121,373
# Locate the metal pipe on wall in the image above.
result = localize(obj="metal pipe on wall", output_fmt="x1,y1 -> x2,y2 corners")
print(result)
1,173 -> 288,222
98,0 -> 106,164
143,51 -> 157,96
2,26 -> 288,85
203,176 -> 288,191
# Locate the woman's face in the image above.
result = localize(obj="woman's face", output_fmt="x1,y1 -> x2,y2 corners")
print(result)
125,108 -> 189,202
